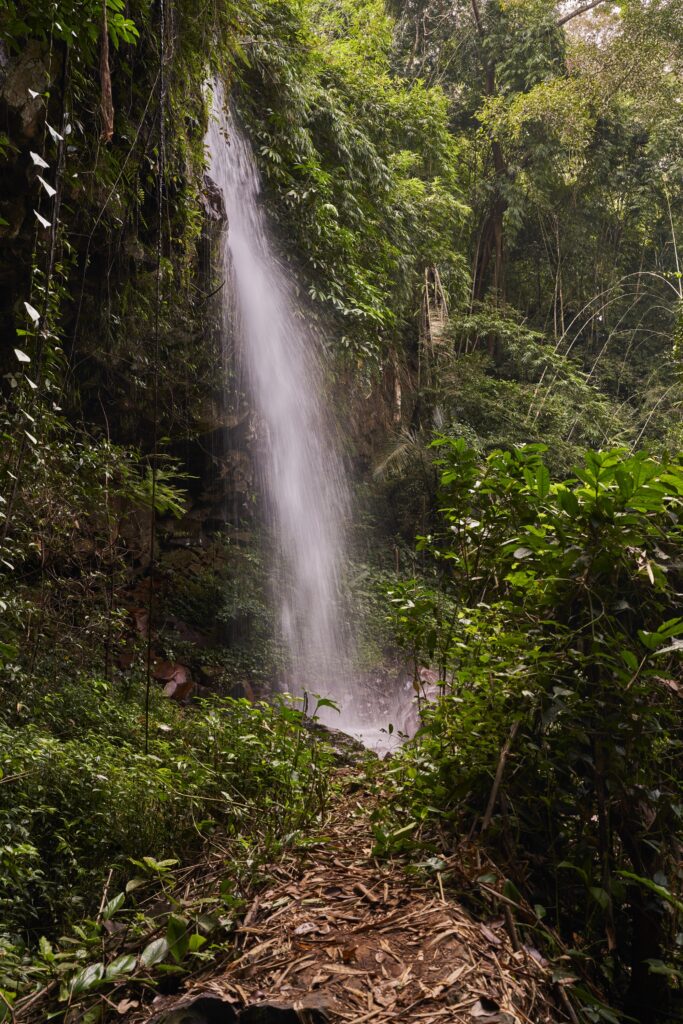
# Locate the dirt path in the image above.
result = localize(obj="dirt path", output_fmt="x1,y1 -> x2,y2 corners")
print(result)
136,771 -> 566,1024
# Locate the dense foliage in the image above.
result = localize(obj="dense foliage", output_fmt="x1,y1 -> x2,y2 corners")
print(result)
1,0 -> 683,1021
0,675 -> 332,1019
382,441 -> 683,1020
235,0 -> 469,361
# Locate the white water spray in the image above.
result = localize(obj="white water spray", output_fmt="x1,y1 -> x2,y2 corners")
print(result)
205,84 -> 374,734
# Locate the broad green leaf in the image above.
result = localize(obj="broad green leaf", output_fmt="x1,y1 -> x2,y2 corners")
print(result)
556,487 -> 579,516
70,961 -> 105,995
103,892 -> 125,920
141,936 -> 169,967
105,954 -> 136,980
166,914 -> 190,963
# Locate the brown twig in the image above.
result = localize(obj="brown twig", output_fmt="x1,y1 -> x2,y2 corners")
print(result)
480,720 -> 520,835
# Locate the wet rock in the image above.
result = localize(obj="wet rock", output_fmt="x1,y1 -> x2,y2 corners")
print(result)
305,721 -> 376,764
163,676 -> 195,702
0,196 -> 26,240
195,395 -> 230,434
202,174 -> 227,222
227,679 -> 255,701
148,994 -> 329,1024
240,1002 -> 328,1023
123,234 -> 148,263
162,531 -> 205,553
0,41 -> 51,141
194,682 -> 215,700
151,659 -> 195,701
169,619 -> 210,645
149,994 -> 237,1023
418,666 -> 440,686
198,664 -> 225,686
118,507 -> 154,565
116,647 -> 136,670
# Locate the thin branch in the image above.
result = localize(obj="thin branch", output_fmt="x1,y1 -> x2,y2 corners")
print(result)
557,0 -> 609,27
480,720 -> 520,835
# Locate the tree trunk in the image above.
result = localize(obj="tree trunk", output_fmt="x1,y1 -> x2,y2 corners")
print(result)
467,10 -> 509,327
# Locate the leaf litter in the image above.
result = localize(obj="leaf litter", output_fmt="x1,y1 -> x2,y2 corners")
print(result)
129,769 -> 568,1024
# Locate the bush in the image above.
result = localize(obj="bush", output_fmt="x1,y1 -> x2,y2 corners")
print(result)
0,676 -> 332,942
383,441 -> 683,1019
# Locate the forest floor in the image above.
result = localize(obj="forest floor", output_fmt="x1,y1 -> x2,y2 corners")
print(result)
128,769 -> 567,1024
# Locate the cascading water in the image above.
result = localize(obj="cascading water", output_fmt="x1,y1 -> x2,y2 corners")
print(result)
206,84 -> 375,736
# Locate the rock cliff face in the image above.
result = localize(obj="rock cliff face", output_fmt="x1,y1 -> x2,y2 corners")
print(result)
0,41 -> 52,142
0,34 -> 398,707
0,41 -> 58,344
0,34 -> 257,511
0,34 -> 275,696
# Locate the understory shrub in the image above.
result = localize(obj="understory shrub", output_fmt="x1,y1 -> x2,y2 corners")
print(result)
0,676 -> 332,943
382,441 -> 683,1020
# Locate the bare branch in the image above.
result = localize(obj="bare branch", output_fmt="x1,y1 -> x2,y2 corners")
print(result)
557,0 -> 609,26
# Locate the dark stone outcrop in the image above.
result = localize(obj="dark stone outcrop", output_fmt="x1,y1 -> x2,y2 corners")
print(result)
0,40 -> 51,142
147,992 -> 329,1024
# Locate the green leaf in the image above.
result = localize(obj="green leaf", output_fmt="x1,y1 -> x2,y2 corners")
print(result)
166,914 -> 190,963
558,861 -> 588,885
141,937 -> 169,967
81,1006 -> 103,1024
621,650 -> 638,671
390,822 -> 418,838
535,464 -> 550,499
0,991 -> 16,1023
125,876 -> 147,893
70,961 -> 105,996
503,878 -> 523,904
618,871 -> 683,912
102,892 -> 125,920
105,954 -> 136,980
313,697 -> 340,713
589,886 -> 610,910
645,959 -> 683,980
142,856 -> 178,872
638,630 -> 661,651
556,487 -> 579,516
0,641 -> 18,662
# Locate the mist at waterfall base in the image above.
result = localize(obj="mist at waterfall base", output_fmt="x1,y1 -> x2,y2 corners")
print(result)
205,86 -> 411,752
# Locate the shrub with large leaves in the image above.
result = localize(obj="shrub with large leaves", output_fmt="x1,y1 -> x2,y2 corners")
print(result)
387,441 -> 683,1019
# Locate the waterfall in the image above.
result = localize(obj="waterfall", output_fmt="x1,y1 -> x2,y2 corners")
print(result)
205,84 -> 365,732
